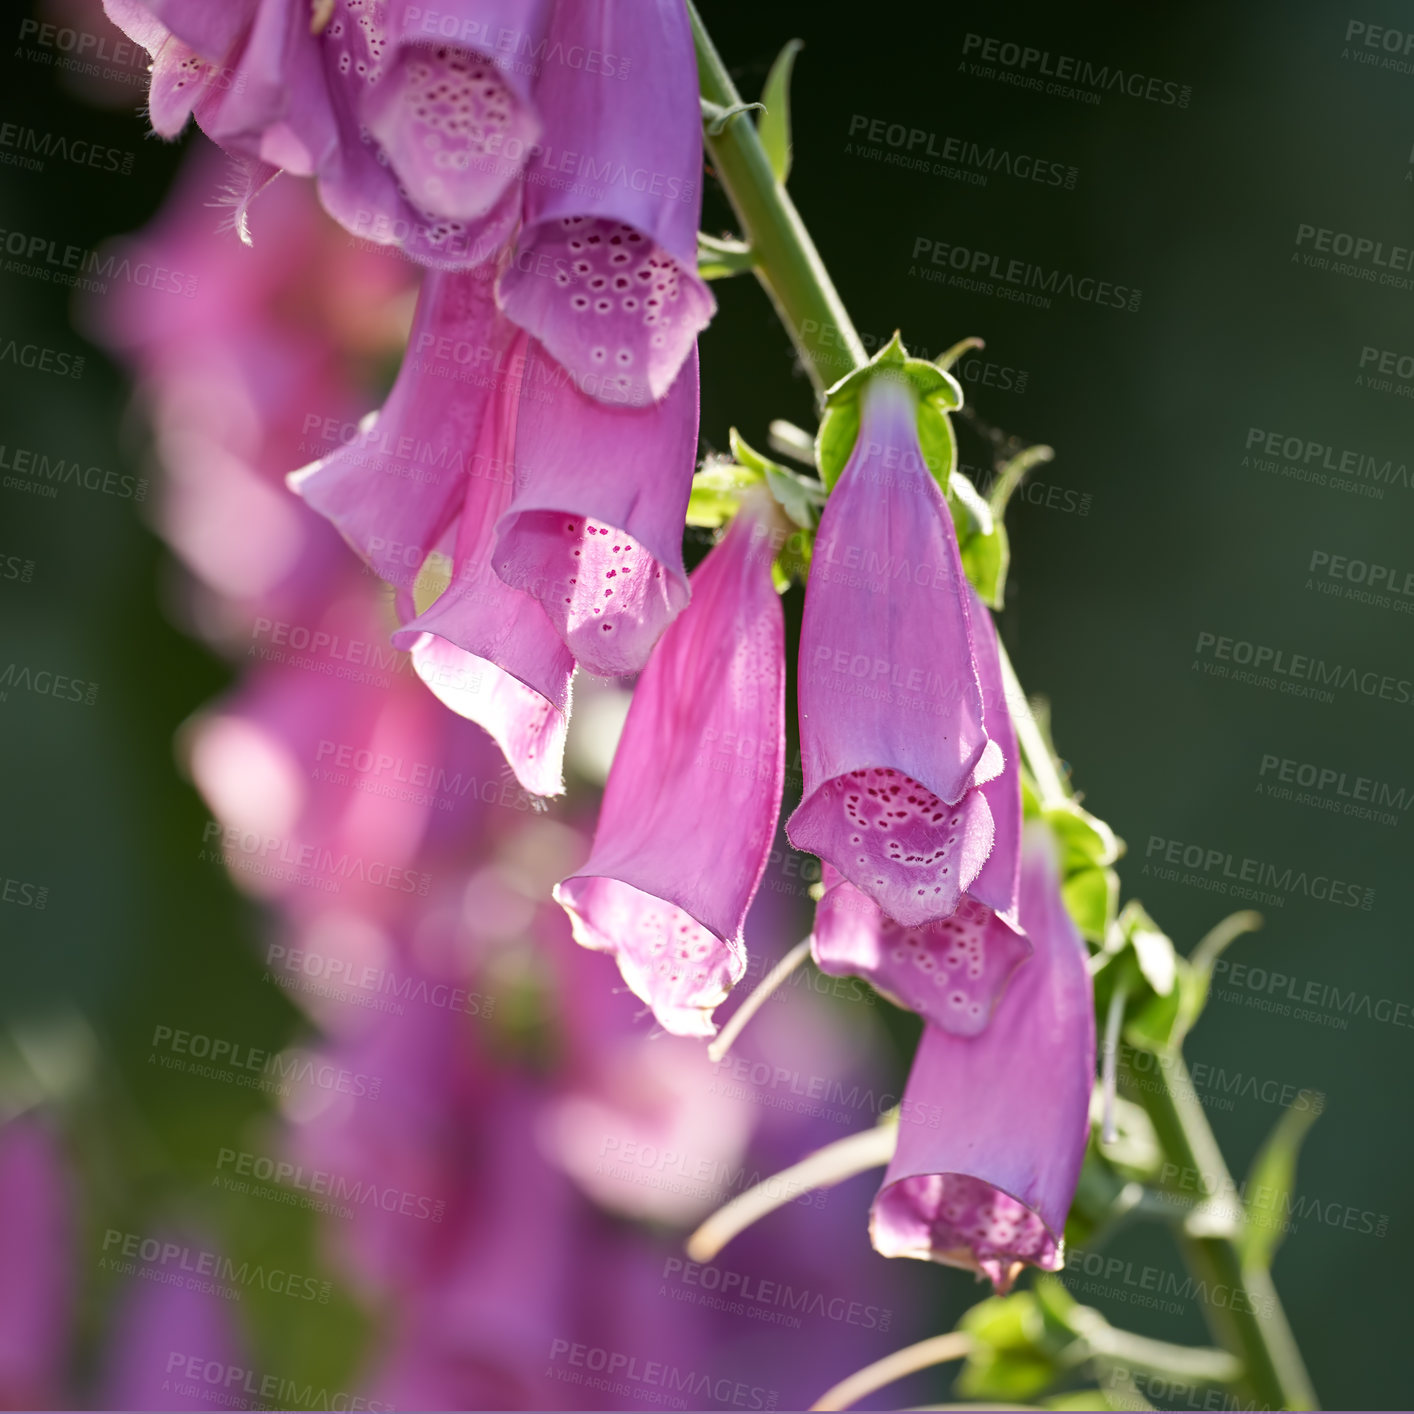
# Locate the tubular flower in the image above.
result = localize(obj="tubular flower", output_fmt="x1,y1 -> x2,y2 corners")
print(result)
869,823 -> 1096,1293
492,340 -> 698,678
103,0 -> 538,267
555,499 -> 786,1037
290,268 -> 573,795
496,0 -> 714,404
392,331 -> 575,798
809,587 -> 1028,1034
787,372 -> 1000,927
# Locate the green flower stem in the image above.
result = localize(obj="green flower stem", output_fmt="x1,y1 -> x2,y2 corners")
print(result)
687,1 -> 864,394
688,7 -> 1315,1409
1123,1051 -> 1319,1411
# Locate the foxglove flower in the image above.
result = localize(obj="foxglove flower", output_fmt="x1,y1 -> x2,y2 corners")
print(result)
810,589 -> 1027,1034
869,824 -> 1095,1292
392,333 -> 575,798
493,340 -> 697,678
496,0 -> 714,404
103,0 -> 531,268
555,499 -> 785,1036
291,268 -> 573,794
788,373 -> 1000,927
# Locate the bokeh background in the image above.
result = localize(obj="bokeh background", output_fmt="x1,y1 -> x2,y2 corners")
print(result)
2,0 -> 1411,1409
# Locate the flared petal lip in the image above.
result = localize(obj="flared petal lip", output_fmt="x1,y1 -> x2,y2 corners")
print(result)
553,875 -> 746,1038
809,881 -> 1032,1034
869,1173 -> 1066,1290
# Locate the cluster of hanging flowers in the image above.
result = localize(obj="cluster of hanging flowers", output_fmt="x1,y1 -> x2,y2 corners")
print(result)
108,0 -> 1095,1297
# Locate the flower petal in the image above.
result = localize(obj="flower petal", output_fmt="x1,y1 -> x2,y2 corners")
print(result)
869,825 -> 1095,1292
788,374 -> 992,924
811,865 -> 1030,1036
495,0 -> 712,403
556,505 -> 785,1035
493,340 -> 696,677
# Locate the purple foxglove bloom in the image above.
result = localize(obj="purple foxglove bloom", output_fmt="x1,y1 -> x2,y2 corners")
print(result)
809,588 -> 1027,1033
787,373 -> 999,928
492,338 -> 696,678
391,334 -> 575,798
291,265 -> 501,585
0,1118 -> 71,1409
104,0 -> 527,269
496,0 -> 714,405
869,823 -> 1095,1293
555,499 -> 785,1036
363,0 -> 550,222
291,268 -> 573,795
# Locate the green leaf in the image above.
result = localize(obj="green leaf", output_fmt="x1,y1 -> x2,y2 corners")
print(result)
1045,803 -> 1122,873
766,419 -> 816,466
757,38 -> 803,182
1239,1100 -> 1322,1269
730,428 -> 824,530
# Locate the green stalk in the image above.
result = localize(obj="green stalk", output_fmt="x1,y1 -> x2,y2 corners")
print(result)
687,2 -> 864,394
1123,1052 -> 1319,1410
687,7 -> 1316,1408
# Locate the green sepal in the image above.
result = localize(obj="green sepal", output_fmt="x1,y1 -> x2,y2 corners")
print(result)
1238,1100 -> 1322,1270
757,38 -> 803,182
685,455 -> 762,528
1044,801 -> 1122,942
948,468 -> 1010,607
696,233 -> 754,281
813,333 -> 963,489
729,428 -> 825,530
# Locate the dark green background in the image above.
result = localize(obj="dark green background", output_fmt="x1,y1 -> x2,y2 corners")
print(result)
2,1 -> 1410,1408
